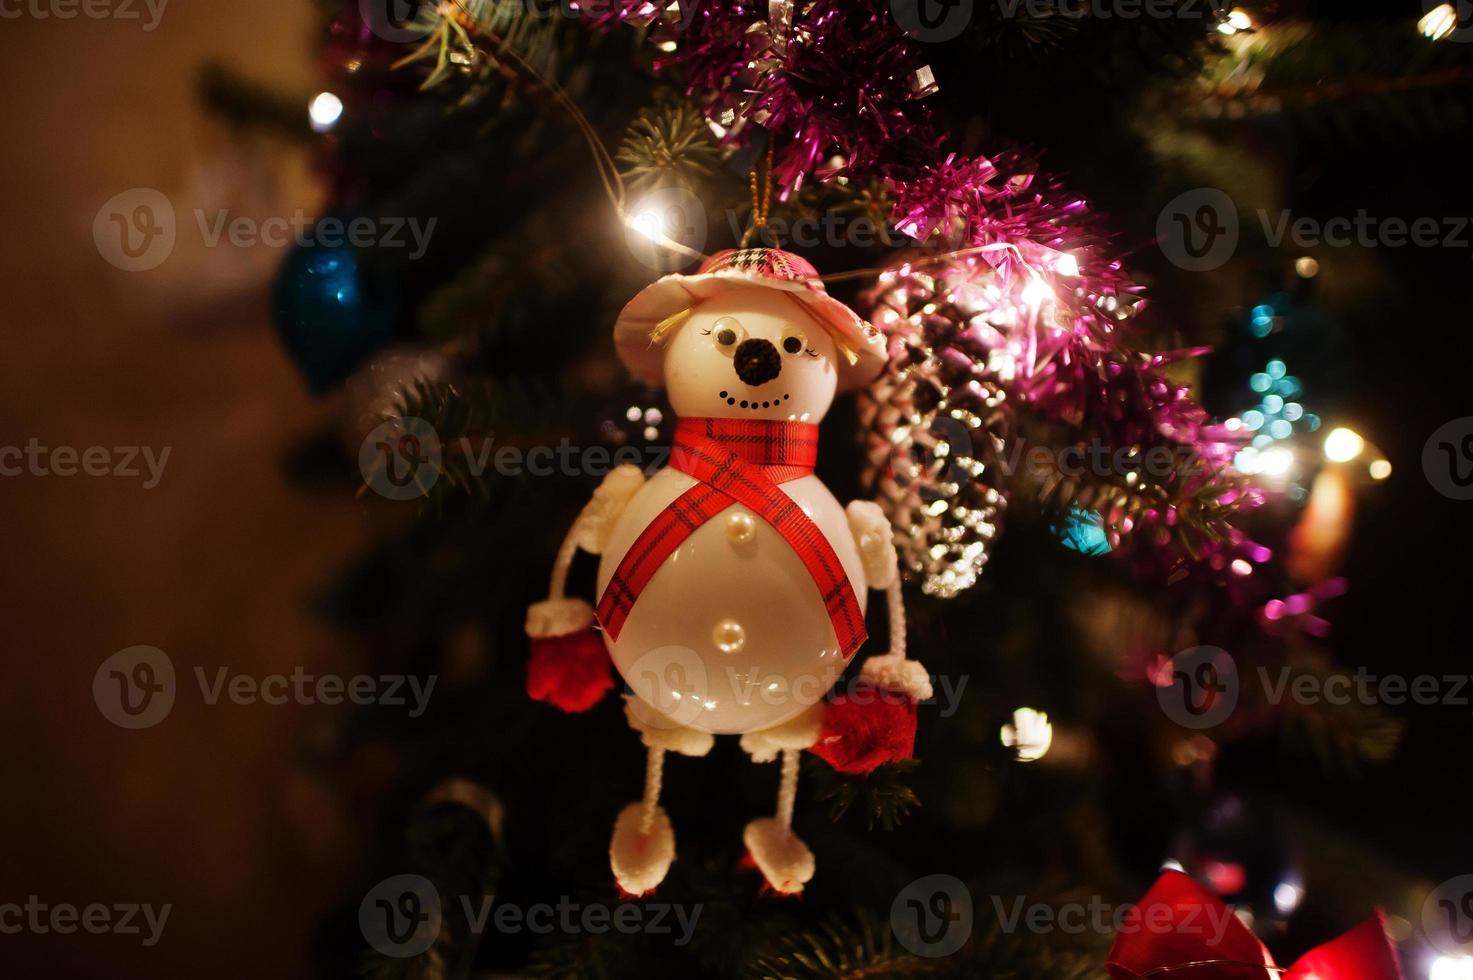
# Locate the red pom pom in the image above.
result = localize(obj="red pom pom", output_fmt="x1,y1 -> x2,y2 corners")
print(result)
809,682 -> 917,774
527,629 -> 614,713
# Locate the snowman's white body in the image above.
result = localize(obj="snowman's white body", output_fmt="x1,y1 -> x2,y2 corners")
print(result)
597,468 -> 867,735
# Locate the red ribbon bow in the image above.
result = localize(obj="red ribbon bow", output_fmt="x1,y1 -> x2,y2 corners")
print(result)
1106,871 -> 1402,980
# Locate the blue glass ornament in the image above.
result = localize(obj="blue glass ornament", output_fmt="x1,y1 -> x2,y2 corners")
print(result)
272,240 -> 399,393
1055,507 -> 1112,556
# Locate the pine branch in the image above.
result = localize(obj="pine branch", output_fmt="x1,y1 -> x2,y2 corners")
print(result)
811,758 -> 922,831
742,909 -> 937,980
616,97 -> 722,192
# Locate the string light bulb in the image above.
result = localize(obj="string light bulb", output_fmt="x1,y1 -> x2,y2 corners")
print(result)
1000,708 -> 1053,762
1323,427 -> 1365,463
1421,4 -> 1459,40
308,92 -> 344,133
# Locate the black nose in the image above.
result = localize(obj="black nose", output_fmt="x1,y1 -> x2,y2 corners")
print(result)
733,338 -> 782,387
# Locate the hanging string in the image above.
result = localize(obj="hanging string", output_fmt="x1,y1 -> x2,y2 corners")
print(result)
1120,961 -> 1288,978
438,4 -> 1048,282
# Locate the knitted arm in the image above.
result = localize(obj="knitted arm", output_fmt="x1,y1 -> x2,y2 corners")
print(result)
525,465 -> 646,712
844,501 -> 931,701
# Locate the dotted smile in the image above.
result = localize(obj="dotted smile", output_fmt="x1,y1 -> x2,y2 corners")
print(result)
720,390 -> 791,410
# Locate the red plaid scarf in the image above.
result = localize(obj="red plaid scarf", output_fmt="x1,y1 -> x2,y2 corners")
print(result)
596,417 -> 868,660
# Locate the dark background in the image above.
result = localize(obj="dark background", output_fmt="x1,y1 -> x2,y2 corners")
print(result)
2,1 -> 1471,977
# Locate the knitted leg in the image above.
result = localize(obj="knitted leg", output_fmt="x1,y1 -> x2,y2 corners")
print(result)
743,747 -> 816,895
610,744 -> 674,896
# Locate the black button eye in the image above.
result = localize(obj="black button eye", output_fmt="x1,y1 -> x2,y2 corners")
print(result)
783,336 -> 802,354
717,328 -> 737,346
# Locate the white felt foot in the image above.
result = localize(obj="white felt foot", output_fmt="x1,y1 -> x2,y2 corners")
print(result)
611,803 -> 675,897
743,817 -> 815,896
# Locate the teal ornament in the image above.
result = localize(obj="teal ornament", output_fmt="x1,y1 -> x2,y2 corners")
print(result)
272,238 -> 400,393
1055,507 -> 1112,556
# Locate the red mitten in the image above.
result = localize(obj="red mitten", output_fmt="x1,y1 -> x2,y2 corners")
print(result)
810,681 -> 917,774
525,599 -> 614,713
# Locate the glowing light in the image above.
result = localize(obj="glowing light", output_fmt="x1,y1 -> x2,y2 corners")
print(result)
1021,276 -> 1054,307
1227,9 -> 1252,30
1251,304 -> 1275,337
1001,708 -> 1053,762
1421,4 -> 1458,40
1429,955 -> 1473,980
1273,881 -> 1303,914
629,208 -> 665,241
1267,359 -> 1287,379
308,91 -> 344,132
1324,427 -> 1365,463
1370,459 -> 1392,480
1259,446 -> 1294,477
1295,256 -> 1320,278
1231,558 -> 1252,576
1055,253 -> 1081,277
1268,419 -> 1293,440
1242,410 -> 1266,431
1161,859 -> 1186,873
1250,372 -> 1272,393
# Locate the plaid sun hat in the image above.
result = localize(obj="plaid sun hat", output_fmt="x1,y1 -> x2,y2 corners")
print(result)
613,249 -> 887,391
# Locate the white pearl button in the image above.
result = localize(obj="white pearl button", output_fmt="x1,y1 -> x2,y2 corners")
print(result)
725,511 -> 756,544
712,619 -> 746,654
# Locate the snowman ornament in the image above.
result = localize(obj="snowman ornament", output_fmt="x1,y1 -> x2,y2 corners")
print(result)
525,249 -> 932,896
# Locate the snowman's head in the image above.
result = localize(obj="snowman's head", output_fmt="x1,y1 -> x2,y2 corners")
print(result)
661,287 -> 839,422
612,249 -> 887,413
